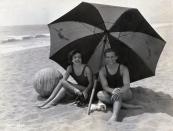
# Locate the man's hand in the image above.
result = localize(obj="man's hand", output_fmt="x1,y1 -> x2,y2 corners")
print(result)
111,88 -> 121,102
112,88 -> 121,95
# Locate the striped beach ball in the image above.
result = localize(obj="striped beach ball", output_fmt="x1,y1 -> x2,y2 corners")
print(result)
33,68 -> 63,98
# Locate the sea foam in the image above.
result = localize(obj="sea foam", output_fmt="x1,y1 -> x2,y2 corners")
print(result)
1,34 -> 50,43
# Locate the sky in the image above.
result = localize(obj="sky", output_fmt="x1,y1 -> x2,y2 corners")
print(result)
0,0 -> 173,26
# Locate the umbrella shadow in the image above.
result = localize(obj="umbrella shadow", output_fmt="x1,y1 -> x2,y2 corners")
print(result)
117,86 -> 173,121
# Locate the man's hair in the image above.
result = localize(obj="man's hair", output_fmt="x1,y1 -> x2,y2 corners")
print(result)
104,48 -> 117,57
68,49 -> 82,65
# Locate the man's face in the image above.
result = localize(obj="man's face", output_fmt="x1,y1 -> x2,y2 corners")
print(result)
105,51 -> 117,65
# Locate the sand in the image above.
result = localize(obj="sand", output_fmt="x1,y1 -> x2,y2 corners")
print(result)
0,25 -> 173,131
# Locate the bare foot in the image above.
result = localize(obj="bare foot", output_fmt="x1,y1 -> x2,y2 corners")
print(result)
36,102 -> 49,108
35,104 -> 44,108
39,103 -> 55,109
107,116 -> 118,124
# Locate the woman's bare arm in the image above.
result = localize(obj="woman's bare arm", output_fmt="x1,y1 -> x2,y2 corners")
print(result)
62,65 -> 72,80
83,66 -> 93,98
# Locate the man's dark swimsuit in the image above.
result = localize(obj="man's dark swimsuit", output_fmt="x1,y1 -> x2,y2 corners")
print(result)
105,64 -> 123,88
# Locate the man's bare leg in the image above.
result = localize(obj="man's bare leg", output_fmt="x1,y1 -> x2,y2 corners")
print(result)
121,89 -> 143,109
108,98 -> 122,122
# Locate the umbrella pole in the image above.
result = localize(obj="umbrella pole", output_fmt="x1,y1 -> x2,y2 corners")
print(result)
87,79 -> 97,115
87,35 -> 107,115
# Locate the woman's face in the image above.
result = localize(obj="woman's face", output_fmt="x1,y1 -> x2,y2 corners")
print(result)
72,53 -> 82,65
105,51 -> 118,65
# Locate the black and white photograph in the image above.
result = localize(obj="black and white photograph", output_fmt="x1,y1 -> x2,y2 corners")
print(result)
0,0 -> 173,130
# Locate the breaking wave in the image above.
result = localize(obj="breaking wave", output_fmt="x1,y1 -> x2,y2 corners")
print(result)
1,33 -> 50,43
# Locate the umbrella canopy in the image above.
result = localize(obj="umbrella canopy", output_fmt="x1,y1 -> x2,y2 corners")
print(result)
48,2 -> 166,82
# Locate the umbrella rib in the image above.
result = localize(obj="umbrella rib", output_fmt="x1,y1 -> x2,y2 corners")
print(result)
79,22 -> 104,34
49,2 -> 107,31
109,8 -> 134,31
110,31 -> 165,45
53,28 -> 70,41
109,9 -> 165,41
51,21 -> 104,37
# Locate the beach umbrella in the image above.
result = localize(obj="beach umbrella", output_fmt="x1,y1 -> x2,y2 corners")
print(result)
48,2 -> 166,113
48,2 -> 165,82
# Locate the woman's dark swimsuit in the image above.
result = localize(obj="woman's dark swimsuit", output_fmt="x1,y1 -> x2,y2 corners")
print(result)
70,65 -> 89,87
105,64 -> 123,88
70,65 -> 89,106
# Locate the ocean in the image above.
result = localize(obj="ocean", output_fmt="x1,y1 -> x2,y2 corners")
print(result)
0,23 -> 172,55
0,25 -> 50,54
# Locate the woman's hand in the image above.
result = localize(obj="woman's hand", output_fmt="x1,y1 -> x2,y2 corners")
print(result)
82,90 -> 88,100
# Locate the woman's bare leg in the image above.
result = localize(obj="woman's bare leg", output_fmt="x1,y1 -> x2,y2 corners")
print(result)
61,80 -> 84,95
38,80 -> 63,107
50,81 -> 85,106
39,80 -> 84,109
40,87 -> 66,109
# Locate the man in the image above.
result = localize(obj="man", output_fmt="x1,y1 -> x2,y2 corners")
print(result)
97,48 -> 141,122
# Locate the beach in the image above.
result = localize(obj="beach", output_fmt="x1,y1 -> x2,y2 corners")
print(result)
0,24 -> 173,131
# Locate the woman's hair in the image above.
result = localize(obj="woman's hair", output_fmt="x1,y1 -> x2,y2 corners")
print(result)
104,48 -> 117,57
68,49 -> 82,65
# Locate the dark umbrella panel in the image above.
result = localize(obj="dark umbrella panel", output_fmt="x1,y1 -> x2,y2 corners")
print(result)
48,2 -> 166,82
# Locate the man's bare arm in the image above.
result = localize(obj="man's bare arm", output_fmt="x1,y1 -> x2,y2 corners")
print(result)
119,65 -> 130,93
99,68 -> 114,94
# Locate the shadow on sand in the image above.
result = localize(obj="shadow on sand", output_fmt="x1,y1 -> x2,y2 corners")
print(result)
117,86 -> 173,121
36,86 -> 173,121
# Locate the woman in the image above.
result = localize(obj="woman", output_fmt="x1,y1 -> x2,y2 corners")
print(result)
97,48 -> 142,122
39,49 -> 93,109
